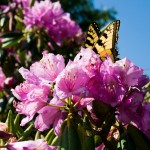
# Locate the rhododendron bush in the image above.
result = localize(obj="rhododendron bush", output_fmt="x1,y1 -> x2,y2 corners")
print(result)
0,0 -> 150,150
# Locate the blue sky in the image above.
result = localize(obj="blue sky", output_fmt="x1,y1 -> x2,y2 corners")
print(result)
94,0 -> 150,76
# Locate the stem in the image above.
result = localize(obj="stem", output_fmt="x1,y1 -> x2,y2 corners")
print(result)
0,146 -> 7,148
81,109 -> 98,128
73,97 -> 82,108
47,103 -> 66,109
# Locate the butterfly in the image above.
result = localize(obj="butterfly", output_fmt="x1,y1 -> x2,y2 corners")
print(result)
84,20 -> 120,62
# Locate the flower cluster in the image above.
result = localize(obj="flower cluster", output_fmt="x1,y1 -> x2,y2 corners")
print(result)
12,47 -> 150,142
12,53 -> 65,134
0,67 -> 6,91
23,0 -> 82,45
6,139 -> 56,150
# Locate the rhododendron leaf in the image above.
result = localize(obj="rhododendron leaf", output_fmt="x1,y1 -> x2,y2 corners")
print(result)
45,128 -> 55,145
100,114 -> 116,144
83,115 -> 91,130
59,125 -> 81,150
2,37 -> 16,43
92,100 -> 112,126
117,132 -> 136,150
83,118 -> 95,150
0,98 -> 6,113
1,32 -> 23,48
84,134 -> 95,150
0,0 -> 8,5
51,136 -> 59,146
77,123 -> 95,150
94,135 -> 102,147
58,125 -> 68,149
5,110 -> 15,135
2,37 -> 22,48
77,124 -> 85,149
18,50 -> 27,65
127,124 -> 150,150
0,15 -> 8,28
29,0 -> 35,7
35,131 -> 40,140
0,32 -> 23,38
19,124 -> 34,141
14,114 -> 24,138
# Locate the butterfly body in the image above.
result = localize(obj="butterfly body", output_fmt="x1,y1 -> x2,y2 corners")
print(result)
85,20 -> 120,62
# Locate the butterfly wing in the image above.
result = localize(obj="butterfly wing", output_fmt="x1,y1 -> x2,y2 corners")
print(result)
85,20 -> 120,62
85,22 -> 100,49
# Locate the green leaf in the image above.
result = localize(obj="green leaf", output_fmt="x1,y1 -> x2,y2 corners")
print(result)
45,128 -> 55,145
18,50 -> 27,65
127,124 -> 150,150
0,0 -> 9,5
85,133 -> 95,150
83,116 -> 95,150
19,124 -> 34,141
14,114 -> 24,138
0,32 -> 23,48
5,110 -> 15,135
0,139 -> 4,147
0,98 -> 6,113
117,132 -> 136,150
0,32 -> 23,38
0,15 -> 8,27
59,125 -> 81,150
78,124 -> 95,150
29,0 -> 36,6
92,100 -> 112,126
51,136 -> 59,146
94,135 -> 102,147
35,131 -> 40,140
1,37 -> 21,48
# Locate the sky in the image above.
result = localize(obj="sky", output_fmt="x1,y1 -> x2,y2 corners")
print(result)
94,0 -> 150,76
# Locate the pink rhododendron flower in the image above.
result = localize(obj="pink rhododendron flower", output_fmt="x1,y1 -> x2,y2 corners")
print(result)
35,106 -> 60,131
99,57 -> 144,87
74,47 -> 101,77
55,60 -> 90,99
7,139 -> 56,150
87,67 -> 126,107
0,67 -> 6,90
12,81 -> 50,126
87,56 -> 145,107
12,48 -> 149,140
13,0 -> 30,8
72,96 -> 94,108
18,53 -> 65,86
137,75 -> 149,88
34,96 -> 64,134
139,102 -> 150,140
0,122 -> 8,132
113,58 -> 144,87
12,53 -> 65,130
53,115 -> 64,135
18,68 -> 40,85
12,81 -> 49,102
30,53 -> 65,84
24,0 -> 82,45
0,122 -> 12,139
95,144 -> 104,150
117,90 -> 144,124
